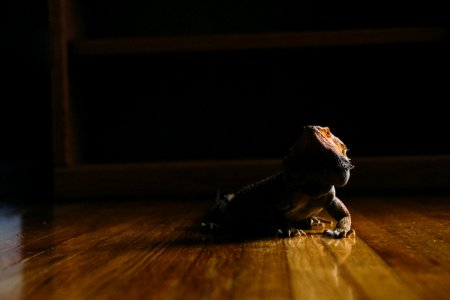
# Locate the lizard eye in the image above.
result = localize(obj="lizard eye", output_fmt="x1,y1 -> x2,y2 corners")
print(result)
323,128 -> 331,138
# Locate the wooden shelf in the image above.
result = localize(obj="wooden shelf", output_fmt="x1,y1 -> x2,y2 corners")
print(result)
54,156 -> 450,198
71,27 -> 447,55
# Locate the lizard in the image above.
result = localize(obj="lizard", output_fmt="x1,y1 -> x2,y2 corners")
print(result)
201,125 -> 355,239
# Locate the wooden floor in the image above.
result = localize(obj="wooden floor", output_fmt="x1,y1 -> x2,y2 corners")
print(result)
1,194 -> 450,300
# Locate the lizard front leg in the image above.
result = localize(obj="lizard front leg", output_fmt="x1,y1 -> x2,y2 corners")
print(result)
323,196 -> 354,238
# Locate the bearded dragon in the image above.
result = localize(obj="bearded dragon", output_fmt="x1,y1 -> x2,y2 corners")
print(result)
202,125 -> 355,239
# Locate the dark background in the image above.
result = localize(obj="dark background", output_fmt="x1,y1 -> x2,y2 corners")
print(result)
2,0 -> 449,198
2,0 -> 52,199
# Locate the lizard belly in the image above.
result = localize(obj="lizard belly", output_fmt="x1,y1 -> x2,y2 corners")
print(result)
284,193 -> 325,222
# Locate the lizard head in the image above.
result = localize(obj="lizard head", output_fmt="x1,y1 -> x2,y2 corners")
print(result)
282,125 -> 354,188
303,125 -> 351,160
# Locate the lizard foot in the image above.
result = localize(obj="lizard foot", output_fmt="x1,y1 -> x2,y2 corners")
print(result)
200,222 -> 221,233
276,228 -> 307,238
323,229 -> 355,239
294,217 -> 333,230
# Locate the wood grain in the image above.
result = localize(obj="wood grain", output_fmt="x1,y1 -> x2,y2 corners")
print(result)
1,196 -> 450,299
349,196 -> 450,300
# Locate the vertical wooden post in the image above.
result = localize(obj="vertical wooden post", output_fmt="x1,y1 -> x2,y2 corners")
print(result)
49,0 -> 83,167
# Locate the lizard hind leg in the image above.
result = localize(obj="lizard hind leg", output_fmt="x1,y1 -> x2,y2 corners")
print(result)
272,217 -> 308,238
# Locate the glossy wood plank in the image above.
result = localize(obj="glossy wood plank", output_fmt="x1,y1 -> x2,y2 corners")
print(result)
1,197 -> 450,299
349,196 -> 450,300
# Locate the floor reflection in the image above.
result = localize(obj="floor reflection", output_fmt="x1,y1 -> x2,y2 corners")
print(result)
0,203 -> 24,299
0,201 -> 54,300
285,235 -> 356,299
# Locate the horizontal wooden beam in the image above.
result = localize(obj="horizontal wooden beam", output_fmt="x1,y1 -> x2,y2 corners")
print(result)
71,27 -> 447,55
54,155 -> 450,199
55,160 -> 280,198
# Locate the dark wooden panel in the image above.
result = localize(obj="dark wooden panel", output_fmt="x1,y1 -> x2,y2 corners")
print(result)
72,27 -> 447,55
54,156 -> 450,198
70,43 -> 450,164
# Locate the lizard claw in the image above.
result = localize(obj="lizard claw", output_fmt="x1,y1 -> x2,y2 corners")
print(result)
295,229 -> 307,237
323,229 -> 355,239
200,222 -> 220,233
276,228 -> 306,238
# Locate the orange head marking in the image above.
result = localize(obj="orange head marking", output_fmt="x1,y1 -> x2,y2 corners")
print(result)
312,126 -> 350,158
